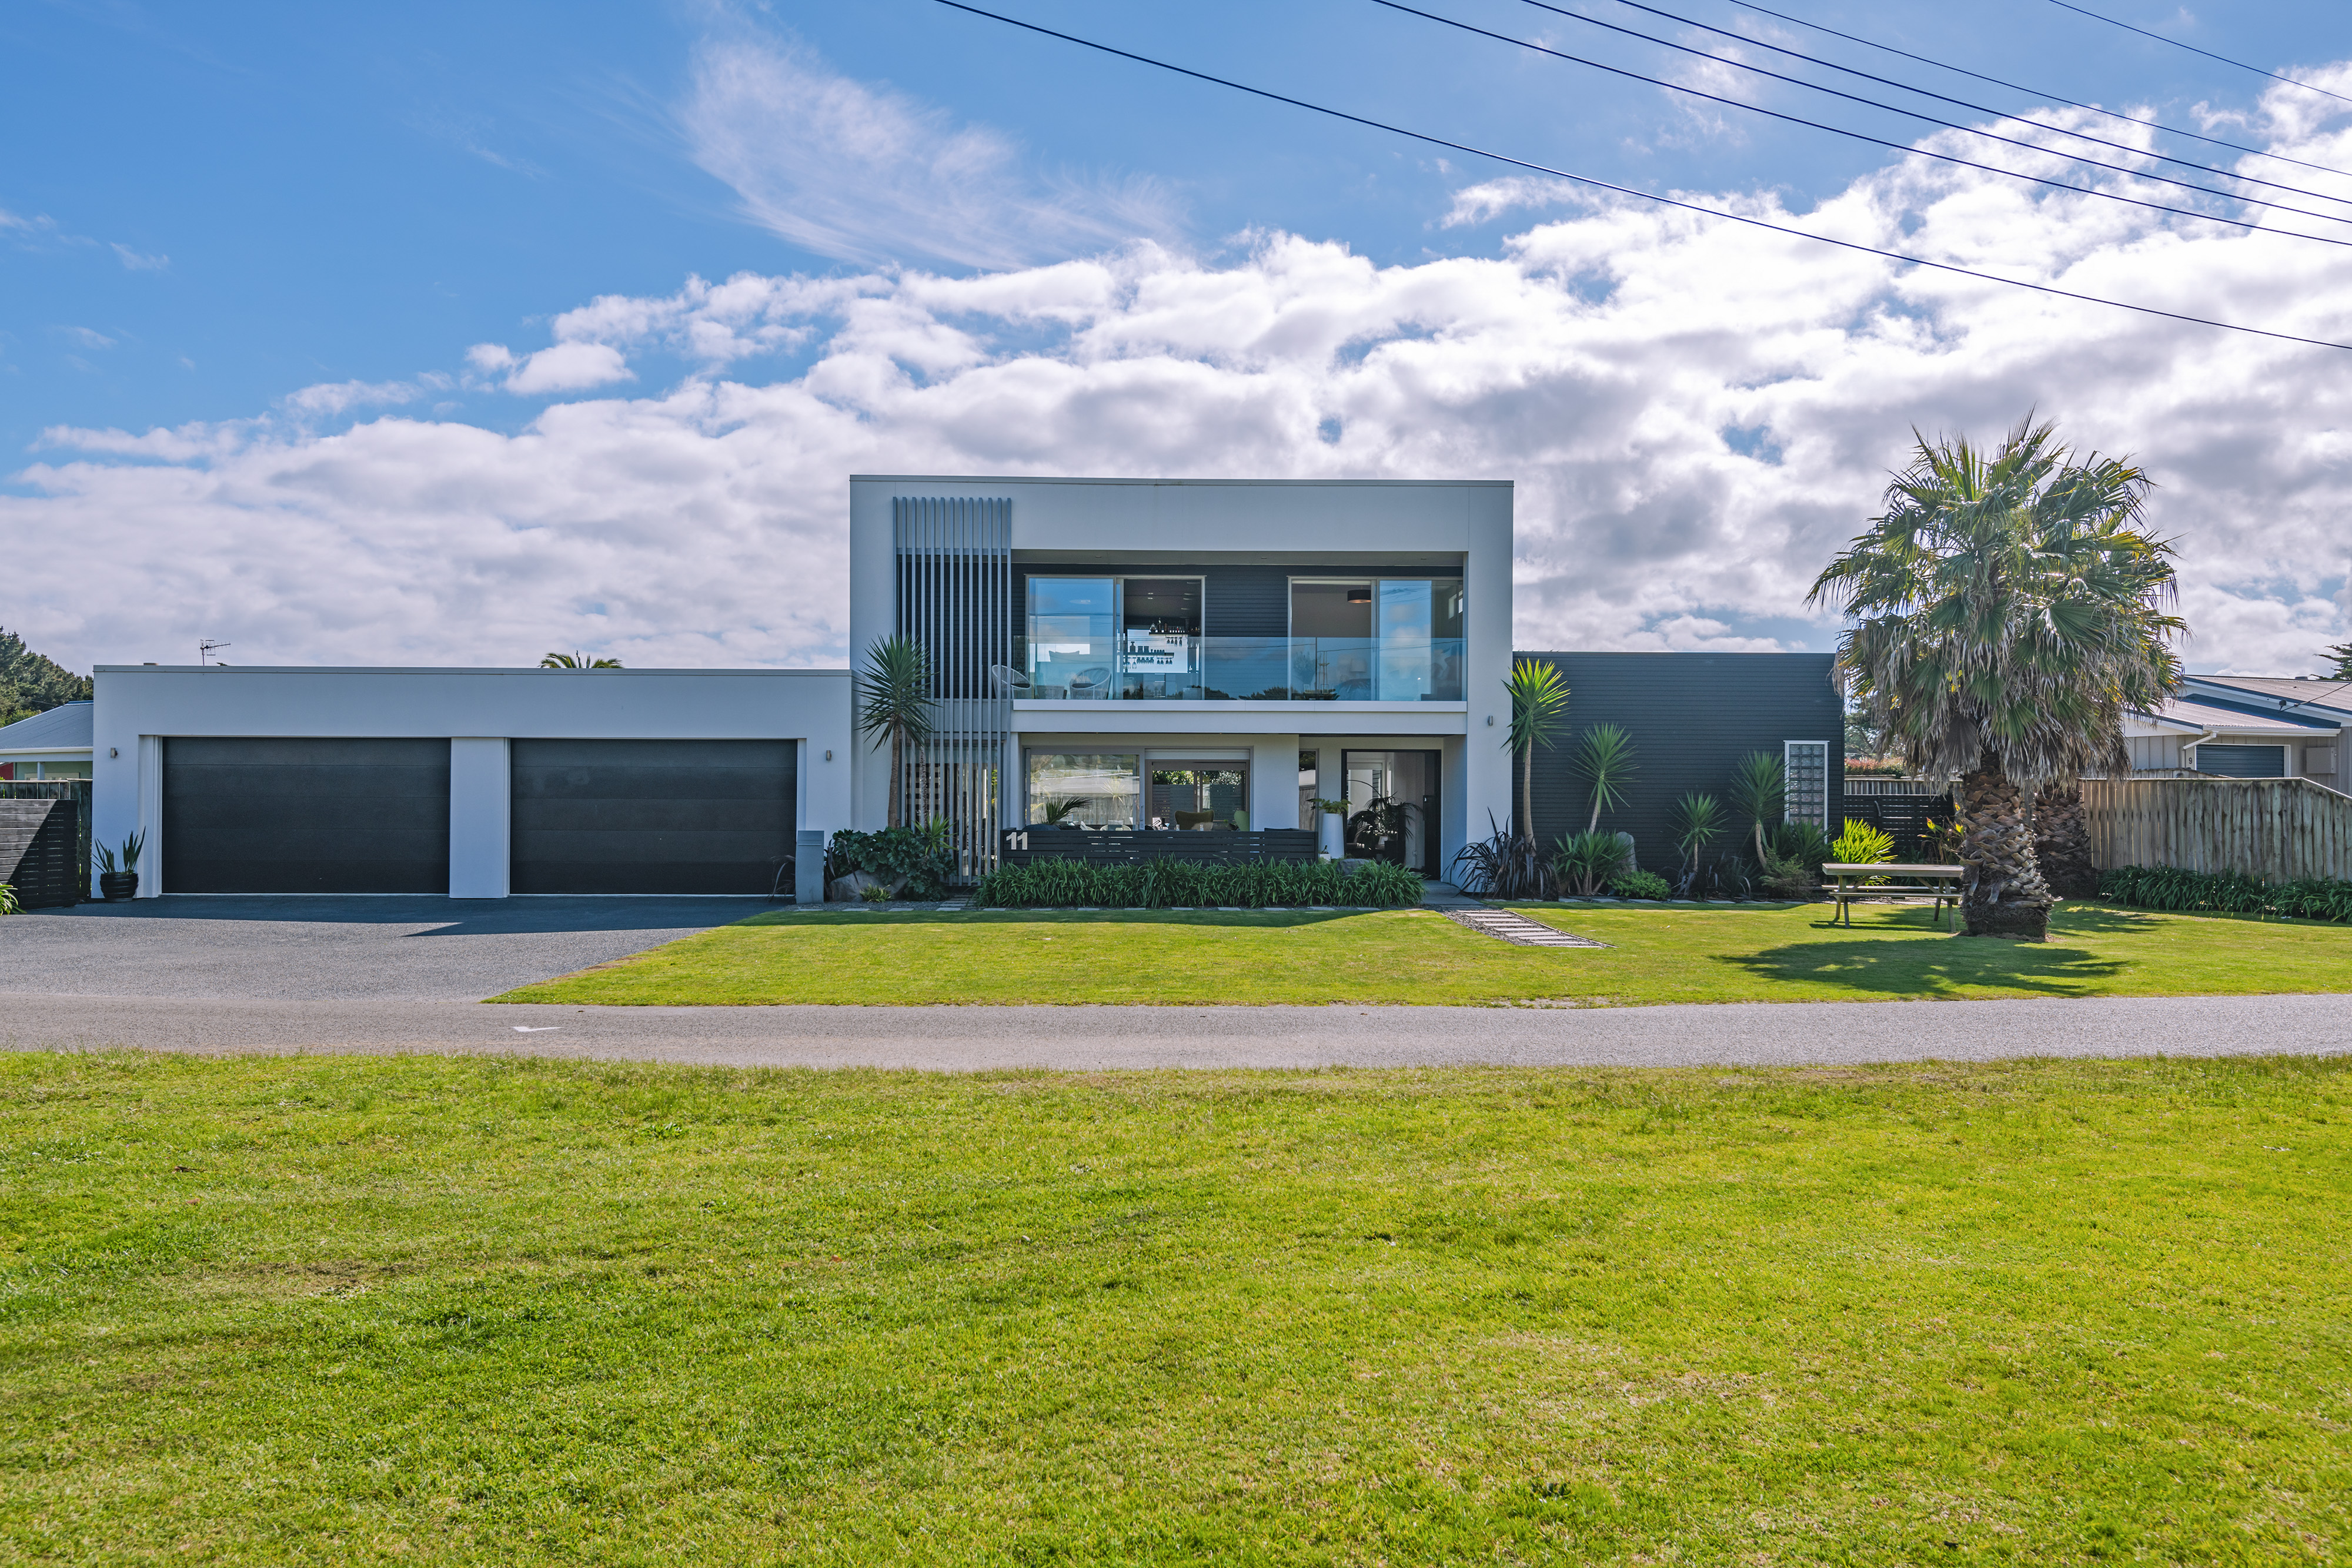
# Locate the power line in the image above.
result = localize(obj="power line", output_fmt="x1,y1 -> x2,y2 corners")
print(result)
930,0 -> 2352,354
1722,0 -> 2352,183
1375,0 -> 2352,248
1566,0 -> 2352,208
2048,0 -> 2352,110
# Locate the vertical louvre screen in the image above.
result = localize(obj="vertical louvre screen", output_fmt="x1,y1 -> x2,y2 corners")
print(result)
1785,740 -> 1829,831
894,496 -> 1012,882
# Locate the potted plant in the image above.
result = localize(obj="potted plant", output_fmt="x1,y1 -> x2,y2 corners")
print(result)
95,831 -> 145,901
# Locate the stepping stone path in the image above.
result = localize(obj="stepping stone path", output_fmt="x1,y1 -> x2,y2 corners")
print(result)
1443,907 -> 1608,948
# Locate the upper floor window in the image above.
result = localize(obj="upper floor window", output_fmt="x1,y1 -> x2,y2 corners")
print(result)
1021,571 -> 1462,702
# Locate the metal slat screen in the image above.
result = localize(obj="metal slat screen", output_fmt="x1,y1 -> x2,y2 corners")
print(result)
893,496 -> 1013,883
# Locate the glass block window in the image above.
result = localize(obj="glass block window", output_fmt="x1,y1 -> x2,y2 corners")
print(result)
1785,740 -> 1829,831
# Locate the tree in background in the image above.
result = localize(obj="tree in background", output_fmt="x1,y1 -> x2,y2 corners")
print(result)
855,636 -> 936,829
1810,416 -> 2181,940
2324,642 -> 2352,680
0,628 -> 93,726
1503,659 -> 1570,845
540,651 -> 623,668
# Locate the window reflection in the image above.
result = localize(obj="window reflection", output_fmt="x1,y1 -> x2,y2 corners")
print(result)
1025,752 -> 1140,828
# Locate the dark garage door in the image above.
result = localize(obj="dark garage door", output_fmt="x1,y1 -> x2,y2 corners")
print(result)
2197,744 -> 2287,778
163,737 -> 451,893
510,738 -> 797,895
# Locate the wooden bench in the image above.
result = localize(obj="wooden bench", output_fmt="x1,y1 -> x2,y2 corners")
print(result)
1822,861 -> 1963,929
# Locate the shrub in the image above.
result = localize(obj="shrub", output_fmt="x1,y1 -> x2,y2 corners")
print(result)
972,857 -> 1424,910
1609,869 -> 1672,900
1830,817 -> 1897,866
1550,829 -> 1630,897
2099,865 -> 2352,923
827,821 -> 957,900
0,881 -> 18,917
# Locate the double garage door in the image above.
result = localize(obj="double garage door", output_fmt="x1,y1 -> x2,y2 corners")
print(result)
163,737 -> 796,894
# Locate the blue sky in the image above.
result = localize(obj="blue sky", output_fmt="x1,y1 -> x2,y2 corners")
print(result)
6,1 -> 2352,673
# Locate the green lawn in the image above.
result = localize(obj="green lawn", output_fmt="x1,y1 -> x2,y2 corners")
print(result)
2,1052 -> 2344,1564
495,901 -> 2352,1008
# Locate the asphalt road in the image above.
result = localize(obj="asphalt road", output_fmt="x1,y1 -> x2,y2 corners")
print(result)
4,992 -> 2347,1071
4,896 -> 2347,1071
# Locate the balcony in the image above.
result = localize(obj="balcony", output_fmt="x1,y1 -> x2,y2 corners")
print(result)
1016,635 -> 1464,703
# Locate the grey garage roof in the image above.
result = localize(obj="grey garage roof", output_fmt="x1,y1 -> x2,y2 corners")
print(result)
2185,674 -> 2352,721
0,700 -> 93,753
2132,693 -> 2340,734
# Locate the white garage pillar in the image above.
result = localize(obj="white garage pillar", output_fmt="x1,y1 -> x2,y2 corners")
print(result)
136,734 -> 164,897
448,737 -> 512,898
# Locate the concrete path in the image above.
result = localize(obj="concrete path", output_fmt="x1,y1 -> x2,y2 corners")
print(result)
4,992 -> 2346,1071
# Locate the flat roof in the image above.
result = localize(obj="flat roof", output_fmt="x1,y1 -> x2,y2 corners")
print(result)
849,474 -> 1513,487
95,665 -> 850,676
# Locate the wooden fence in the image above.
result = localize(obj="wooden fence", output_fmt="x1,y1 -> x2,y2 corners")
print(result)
2081,777 -> 2352,881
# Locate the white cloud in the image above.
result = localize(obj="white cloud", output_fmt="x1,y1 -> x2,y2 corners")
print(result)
280,379 -> 423,417
678,27 -> 1177,269
467,340 -> 634,394
9,111 -> 2352,677
112,242 -> 170,271
59,326 -> 115,350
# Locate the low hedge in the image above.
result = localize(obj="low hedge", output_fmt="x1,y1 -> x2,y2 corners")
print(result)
2098,864 -> 2352,924
973,857 -> 1425,910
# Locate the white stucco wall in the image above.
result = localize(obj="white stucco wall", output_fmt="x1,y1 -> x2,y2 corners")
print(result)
91,666 -> 853,897
846,476 -> 1514,864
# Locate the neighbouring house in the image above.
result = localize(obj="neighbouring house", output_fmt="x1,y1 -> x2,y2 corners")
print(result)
86,474 -> 1845,898
0,699 -> 93,780
2121,689 -> 2346,788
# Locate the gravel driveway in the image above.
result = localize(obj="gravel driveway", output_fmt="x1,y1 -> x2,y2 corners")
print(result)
0,894 -> 760,1001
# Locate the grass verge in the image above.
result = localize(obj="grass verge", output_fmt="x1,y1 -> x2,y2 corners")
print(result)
492,901 -> 2352,1007
1,1052 -> 2344,1564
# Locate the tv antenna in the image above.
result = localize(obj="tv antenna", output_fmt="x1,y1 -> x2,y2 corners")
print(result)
199,638 -> 231,666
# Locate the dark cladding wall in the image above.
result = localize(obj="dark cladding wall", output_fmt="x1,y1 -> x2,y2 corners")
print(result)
1517,653 -> 1843,874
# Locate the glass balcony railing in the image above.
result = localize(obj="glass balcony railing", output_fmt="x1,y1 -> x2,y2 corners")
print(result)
1018,637 -> 1464,701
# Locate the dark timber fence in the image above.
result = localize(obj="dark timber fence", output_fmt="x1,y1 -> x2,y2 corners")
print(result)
1000,828 -> 1319,868
1,780 -> 91,901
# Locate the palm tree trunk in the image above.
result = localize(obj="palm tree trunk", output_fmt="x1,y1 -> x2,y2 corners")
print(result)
1956,751 -> 2052,940
2032,784 -> 2098,899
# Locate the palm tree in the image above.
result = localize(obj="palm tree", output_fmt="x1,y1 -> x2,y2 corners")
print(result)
855,635 -> 936,829
1504,659 -> 1571,845
540,651 -> 622,668
1808,415 -> 2183,941
1572,723 -> 1637,833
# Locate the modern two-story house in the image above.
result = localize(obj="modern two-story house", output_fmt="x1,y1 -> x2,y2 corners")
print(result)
78,473 -> 1845,899
846,476 -> 1516,878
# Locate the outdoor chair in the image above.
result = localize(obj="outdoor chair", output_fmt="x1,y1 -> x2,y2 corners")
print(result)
988,663 -> 1032,697
1068,666 -> 1111,697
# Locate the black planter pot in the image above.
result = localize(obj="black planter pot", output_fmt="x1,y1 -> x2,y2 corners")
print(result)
100,871 -> 139,901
